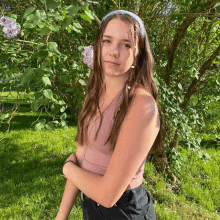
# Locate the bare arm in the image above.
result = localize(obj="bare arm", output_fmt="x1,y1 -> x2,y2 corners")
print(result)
55,144 -> 86,220
55,179 -> 80,220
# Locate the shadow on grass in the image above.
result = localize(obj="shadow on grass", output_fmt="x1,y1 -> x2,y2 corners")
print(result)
0,103 -> 77,131
1,114 -> 52,131
0,102 -> 34,114
0,133 -> 69,210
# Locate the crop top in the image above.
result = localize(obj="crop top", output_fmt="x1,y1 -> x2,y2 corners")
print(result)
80,87 -> 148,191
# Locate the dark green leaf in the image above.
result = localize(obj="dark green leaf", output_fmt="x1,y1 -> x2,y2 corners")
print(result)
38,10 -> 47,20
40,118 -> 46,124
48,12 -> 63,20
42,60 -> 49,68
40,26 -> 51,35
80,2 -> 89,10
21,68 -> 34,84
23,22 -> 34,29
48,42 -> 61,55
45,121 -> 55,130
43,89 -> 53,99
48,24 -> 59,32
26,14 -> 38,21
60,113 -> 67,120
31,102 -> 38,112
37,50 -> 49,61
67,5 -> 80,16
35,10 -> 41,19
23,7 -> 36,19
46,0 -> 60,9
62,17 -> 73,29
34,122 -> 44,131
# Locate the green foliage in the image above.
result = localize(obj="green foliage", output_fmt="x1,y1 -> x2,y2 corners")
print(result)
45,0 -> 60,10
0,2 -> 219,219
0,0 -> 219,177
0,0 -> 97,133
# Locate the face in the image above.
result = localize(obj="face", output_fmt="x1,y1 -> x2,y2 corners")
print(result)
101,18 -> 139,78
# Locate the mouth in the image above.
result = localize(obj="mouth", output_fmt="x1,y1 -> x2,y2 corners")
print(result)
105,61 -> 120,65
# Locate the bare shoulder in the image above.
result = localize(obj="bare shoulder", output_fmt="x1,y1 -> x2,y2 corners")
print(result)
125,85 -> 158,121
135,85 -> 156,105
135,84 -> 152,96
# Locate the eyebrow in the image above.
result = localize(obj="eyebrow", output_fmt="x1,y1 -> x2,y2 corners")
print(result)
103,35 -> 131,43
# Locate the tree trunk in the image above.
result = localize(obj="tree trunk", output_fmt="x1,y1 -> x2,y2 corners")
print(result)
150,147 -> 178,184
169,126 -> 181,150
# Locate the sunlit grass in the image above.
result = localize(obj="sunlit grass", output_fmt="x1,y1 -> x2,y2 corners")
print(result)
0,92 -> 219,219
143,146 -> 220,219
0,91 -> 35,102
0,127 -> 83,220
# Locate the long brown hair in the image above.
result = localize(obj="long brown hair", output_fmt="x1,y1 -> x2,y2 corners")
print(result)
74,12 -> 163,153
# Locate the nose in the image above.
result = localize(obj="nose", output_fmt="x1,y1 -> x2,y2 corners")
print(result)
110,45 -> 119,57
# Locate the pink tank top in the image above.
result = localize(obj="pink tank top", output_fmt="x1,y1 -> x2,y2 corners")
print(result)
80,87 -> 147,191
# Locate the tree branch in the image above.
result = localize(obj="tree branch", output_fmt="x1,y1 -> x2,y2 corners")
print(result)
180,44 -> 220,109
165,0 -> 219,86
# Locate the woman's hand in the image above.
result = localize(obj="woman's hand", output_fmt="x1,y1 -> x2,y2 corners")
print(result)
65,153 -> 77,164
62,153 -> 77,177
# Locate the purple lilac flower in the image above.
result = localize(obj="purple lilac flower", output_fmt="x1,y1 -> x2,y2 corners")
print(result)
0,78 -> 3,82
0,16 -> 20,38
0,16 -> 11,26
5,78 -> 9,81
82,45 -> 94,69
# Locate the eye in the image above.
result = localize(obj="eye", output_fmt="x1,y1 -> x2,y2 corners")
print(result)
124,44 -> 131,48
102,40 -> 130,48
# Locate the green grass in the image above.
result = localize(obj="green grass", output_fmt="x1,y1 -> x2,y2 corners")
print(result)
0,128 -> 83,220
148,146 -> 220,220
0,91 -> 220,219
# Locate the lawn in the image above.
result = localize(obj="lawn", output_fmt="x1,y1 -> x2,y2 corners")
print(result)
0,91 -> 219,219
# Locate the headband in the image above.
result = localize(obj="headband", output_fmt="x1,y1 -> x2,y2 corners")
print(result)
99,10 -> 146,39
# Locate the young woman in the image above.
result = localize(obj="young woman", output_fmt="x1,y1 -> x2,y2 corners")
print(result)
56,10 -> 162,220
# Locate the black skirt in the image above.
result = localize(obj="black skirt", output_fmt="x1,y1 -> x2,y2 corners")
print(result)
80,183 -> 156,220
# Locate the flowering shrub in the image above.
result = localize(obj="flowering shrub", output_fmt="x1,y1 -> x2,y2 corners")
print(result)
0,15 -> 20,38
0,1 -> 96,134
